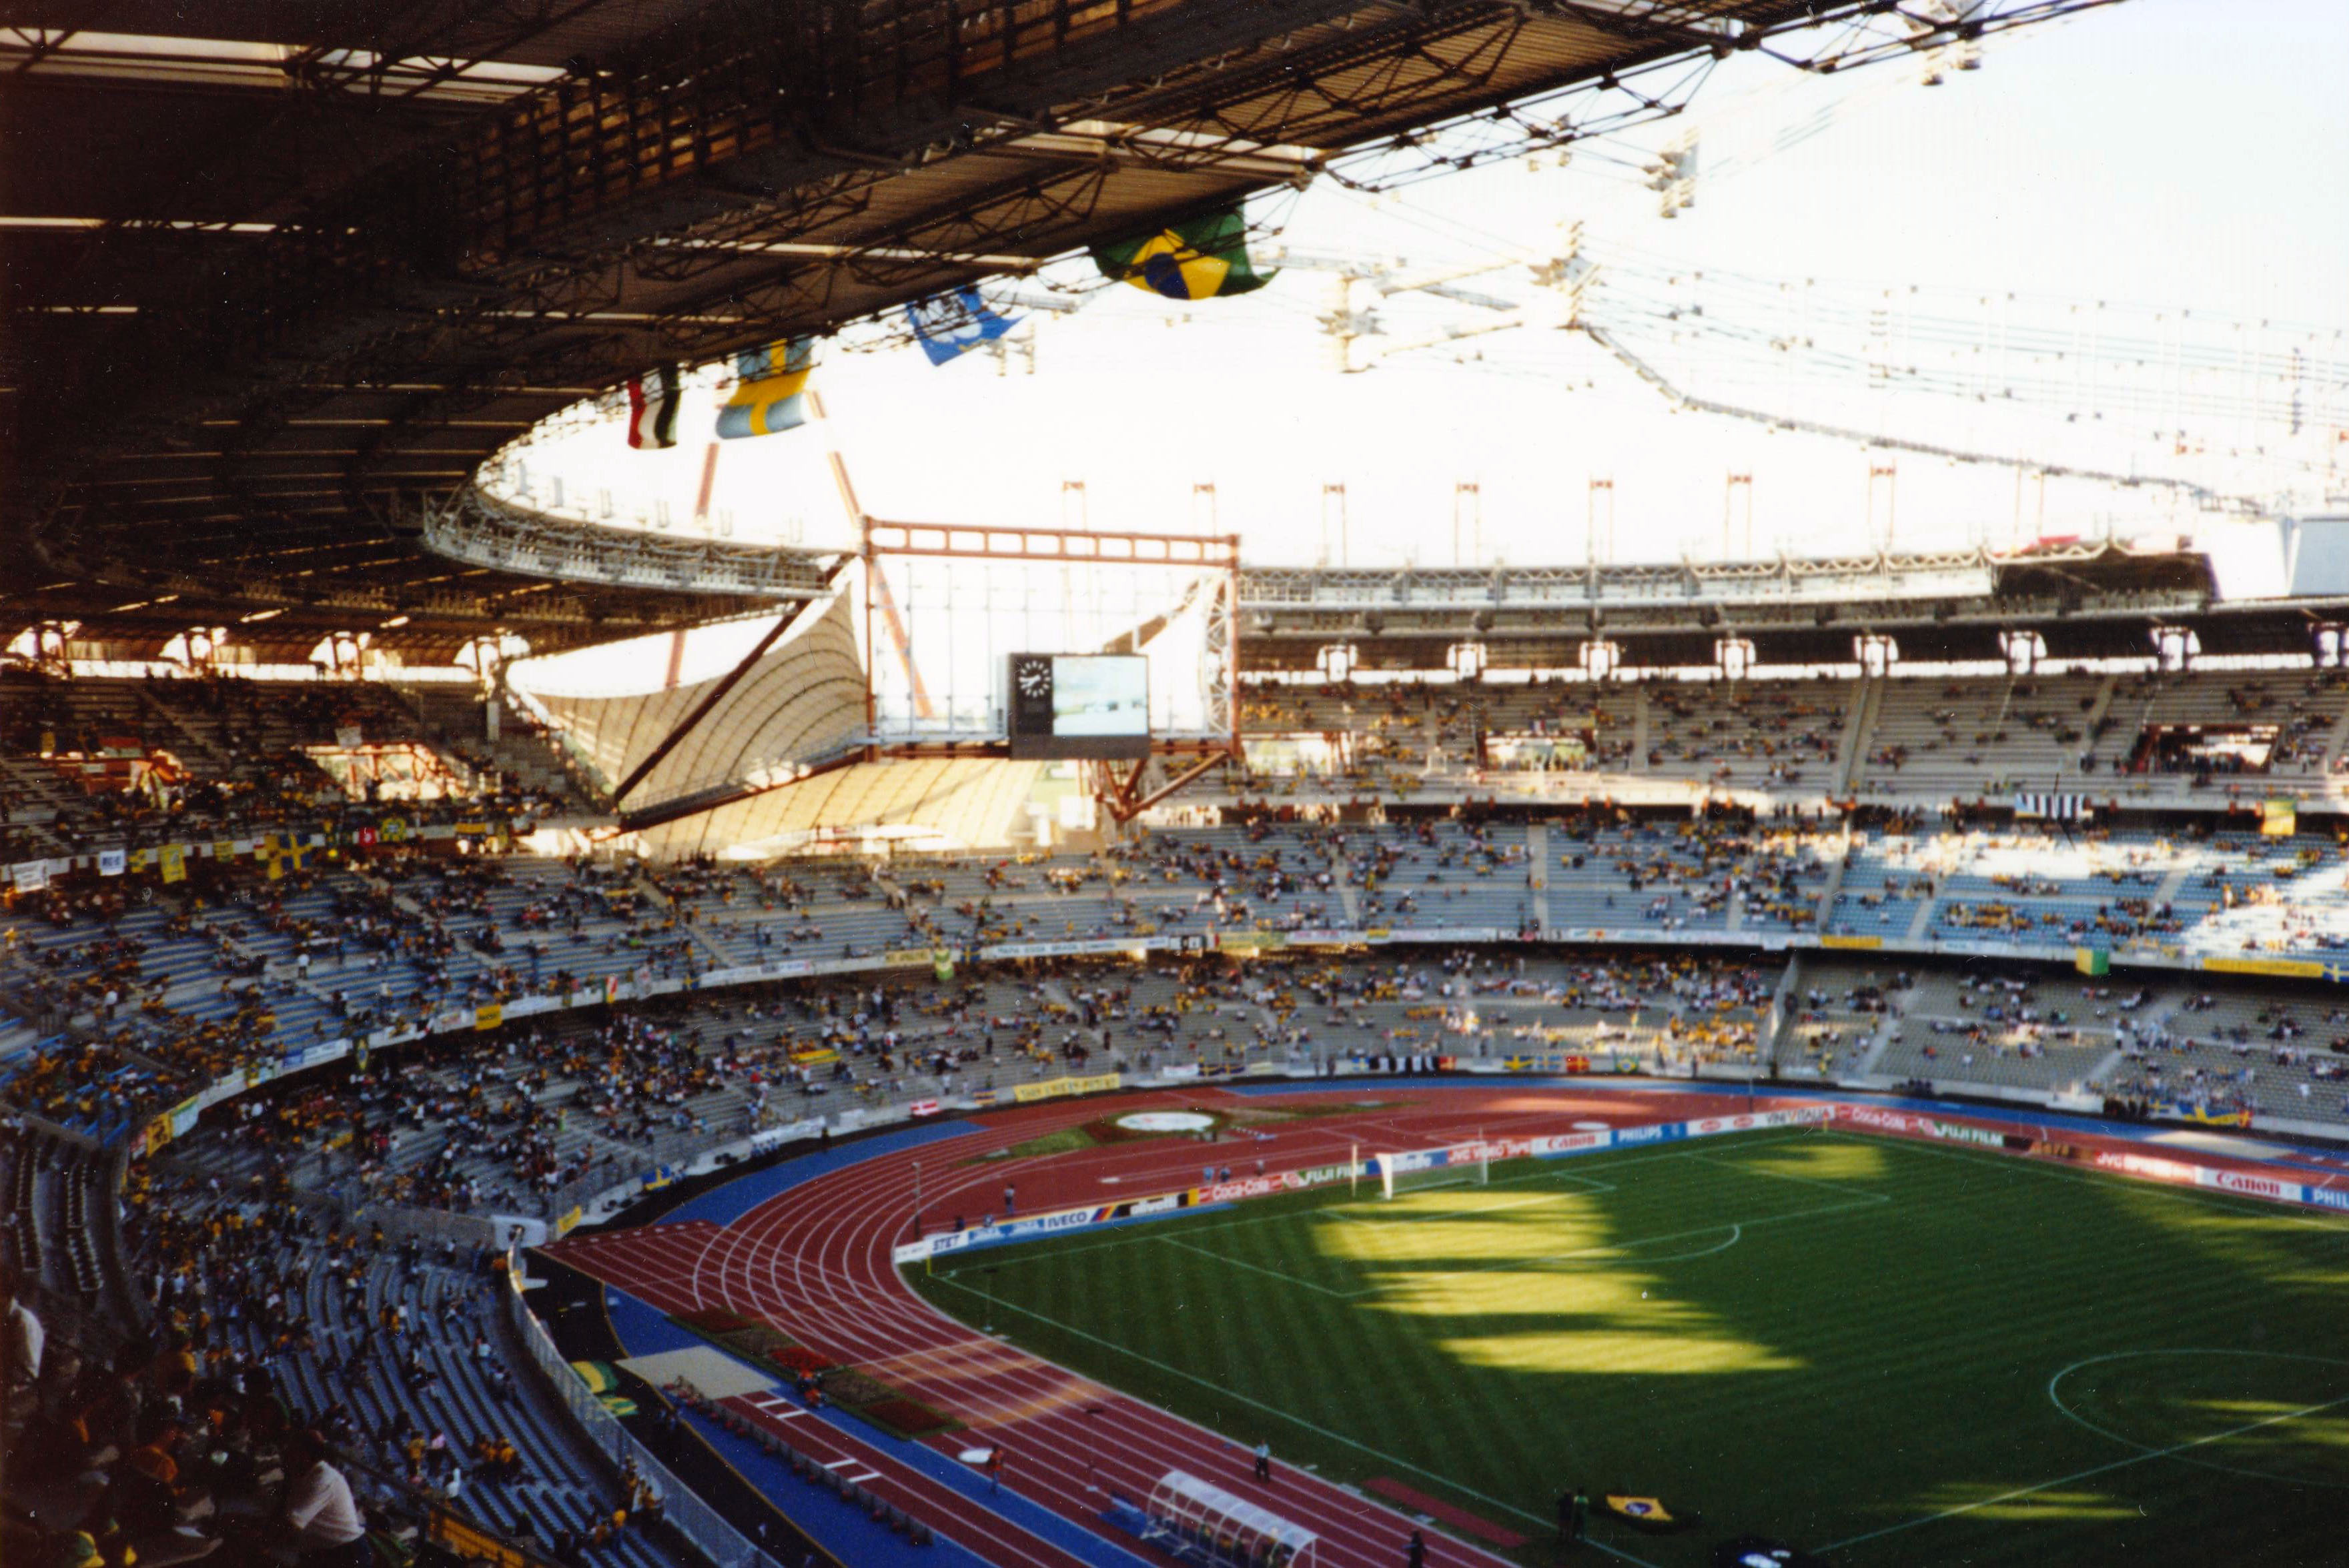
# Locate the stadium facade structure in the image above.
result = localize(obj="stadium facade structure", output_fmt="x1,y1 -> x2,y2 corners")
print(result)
8,0 -> 2124,667
421,512 -> 2349,844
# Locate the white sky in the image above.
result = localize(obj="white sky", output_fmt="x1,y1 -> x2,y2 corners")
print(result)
506,0 -> 2349,580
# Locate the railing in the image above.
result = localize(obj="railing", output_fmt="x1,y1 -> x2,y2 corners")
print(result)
422,488 -> 838,601
502,1252 -> 782,1568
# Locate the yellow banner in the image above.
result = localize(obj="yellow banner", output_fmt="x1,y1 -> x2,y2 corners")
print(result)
2202,954 -> 2327,980
883,948 -> 936,968
1821,934 -> 1885,950
127,848 -> 151,873
1216,931 -> 1287,953
2262,798 -> 2296,837
159,844 -> 186,884
213,838 -> 236,862
380,817 -> 408,842
454,821 -> 488,835
474,1003 -> 504,1032
554,1206 -> 584,1239
1012,1070 -> 1123,1104
428,1508 -> 538,1568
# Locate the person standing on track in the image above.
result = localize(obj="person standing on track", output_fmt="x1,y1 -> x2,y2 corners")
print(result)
1253,1440 -> 1272,1483
1003,1183 -> 1016,1216
1406,1527 -> 1426,1568
986,1447 -> 1005,1490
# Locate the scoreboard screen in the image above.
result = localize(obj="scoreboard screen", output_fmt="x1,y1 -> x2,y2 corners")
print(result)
1007,654 -> 1150,760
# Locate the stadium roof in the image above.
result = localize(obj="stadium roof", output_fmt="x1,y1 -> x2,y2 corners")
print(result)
1234,535 -> 2349,671
3,0 -> 2122,661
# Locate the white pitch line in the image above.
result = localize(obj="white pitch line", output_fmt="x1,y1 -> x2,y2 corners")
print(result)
1817,1390 -> 2349,1554
1817,1127 -> 2349,1233
1151,1233 -> 1355,1299
926,1271 -> 1640,1555
1682,1148 -> 1893,1204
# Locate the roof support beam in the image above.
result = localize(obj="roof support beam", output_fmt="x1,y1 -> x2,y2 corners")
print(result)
615,748 -> 860,836
610,598 -> 816,804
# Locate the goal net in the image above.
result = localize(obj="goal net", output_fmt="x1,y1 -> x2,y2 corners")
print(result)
1380,1152 -> 1489,1201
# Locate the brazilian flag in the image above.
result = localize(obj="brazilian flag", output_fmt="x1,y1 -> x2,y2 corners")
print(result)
1604,1495 -> 1697,1532
569,1361 -> 637,1417
1091,205 -> 1274,300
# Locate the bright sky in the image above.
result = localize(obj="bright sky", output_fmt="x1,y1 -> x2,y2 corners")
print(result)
506,0 -> 2349,579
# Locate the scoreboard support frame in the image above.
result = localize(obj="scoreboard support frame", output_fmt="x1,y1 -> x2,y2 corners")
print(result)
859,515 -> 1244,822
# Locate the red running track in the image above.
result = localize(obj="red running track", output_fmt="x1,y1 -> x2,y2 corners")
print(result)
550,1084 -> 1787,1568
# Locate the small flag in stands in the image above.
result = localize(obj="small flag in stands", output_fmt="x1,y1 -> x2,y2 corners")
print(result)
625,365 -> 682,449
1091,203 -> 1274,300
717,337 -> 816,440
2075,947 -> 2111,976
908,287 -> 1016,365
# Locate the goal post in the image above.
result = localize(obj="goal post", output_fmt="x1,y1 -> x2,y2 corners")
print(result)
1379,1151 -> 1489,1201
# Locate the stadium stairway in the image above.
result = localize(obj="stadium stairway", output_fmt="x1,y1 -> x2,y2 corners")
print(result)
2082,673 -> 2120,744
1526,822 -> 1552,930
1902,894 -> 1939,943
2321,700 -> 2349,772
1832,677 -> 1877,794
271,1231 -> 674,1568
129,684 -> 234,775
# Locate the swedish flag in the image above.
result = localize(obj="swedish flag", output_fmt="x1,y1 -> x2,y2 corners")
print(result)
717,337 -> 815,439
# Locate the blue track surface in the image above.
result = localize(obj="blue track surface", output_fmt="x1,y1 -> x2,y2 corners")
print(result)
660,1118 -> 979,1227
599,1121 -> 1155,1568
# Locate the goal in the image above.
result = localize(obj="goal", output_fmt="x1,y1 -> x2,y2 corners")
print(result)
1380,1153 -> 1489,1201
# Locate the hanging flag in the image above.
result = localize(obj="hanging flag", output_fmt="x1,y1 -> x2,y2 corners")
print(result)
626,365 -> 683,450
2261,798 -> 2296,837
159,843 -> 186,884
717,337 -> 816,440
2075,947 -> 2111,977
1091,205 -> 1274,300
907,287 -> 1016,365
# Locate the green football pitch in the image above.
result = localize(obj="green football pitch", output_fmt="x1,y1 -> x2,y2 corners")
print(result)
909,1128 -> 2349,1566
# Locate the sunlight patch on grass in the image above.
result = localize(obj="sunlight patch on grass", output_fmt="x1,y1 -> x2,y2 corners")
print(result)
1368,1265 -> 1653,1317
1724,1138 -> 1889,1185
1908,1485 -> 2140,1523
1366,1267 -> 1805,1373
1441,1327 -> 1802,1375
1318,1208 -> 1616,1265
2183,1403 -> 2349,1451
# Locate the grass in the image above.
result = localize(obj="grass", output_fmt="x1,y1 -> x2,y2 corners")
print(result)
909,1128 -> 2349,1566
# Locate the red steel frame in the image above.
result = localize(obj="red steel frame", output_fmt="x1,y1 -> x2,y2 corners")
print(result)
858,514 -> 1245,822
